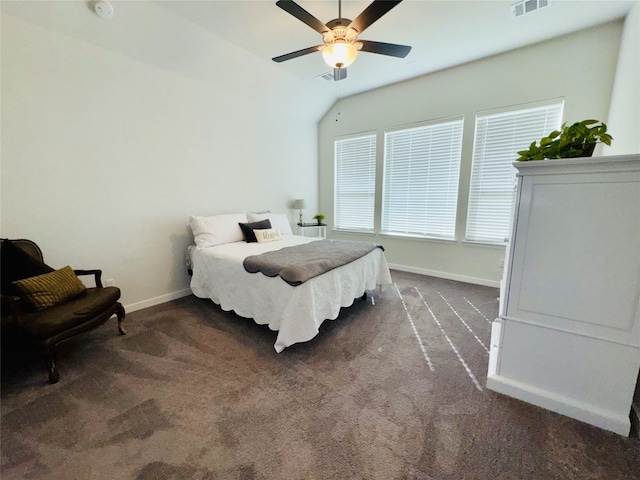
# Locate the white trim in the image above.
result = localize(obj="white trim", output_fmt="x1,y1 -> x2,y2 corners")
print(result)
476,97 -> 565,117
124,288 -> 192,313
499,314 -> 639,348
331,228 -> 375,236
383,114 -> 465,134
462,240 -> 507,249
486,374 -> 631,436
388,263 -> 500,288
335,129 -> 377,142
514,153 -> 640,176
378,233 -> 457,245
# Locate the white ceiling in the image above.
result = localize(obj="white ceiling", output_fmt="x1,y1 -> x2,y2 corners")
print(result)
3,0 -> 635,121
156,0 -> 636,98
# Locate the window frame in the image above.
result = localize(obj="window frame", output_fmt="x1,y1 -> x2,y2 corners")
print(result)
381,116 -> 464,241
333,131 -> 377,233
465,99 -> 564,245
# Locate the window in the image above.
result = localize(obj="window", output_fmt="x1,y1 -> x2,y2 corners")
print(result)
465,100 -> 563,244
334,133 -> 376,231
382,118 -> 464,240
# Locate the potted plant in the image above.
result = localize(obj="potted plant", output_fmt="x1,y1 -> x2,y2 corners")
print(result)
516,119 -> 613,161
312,213 -> 325,225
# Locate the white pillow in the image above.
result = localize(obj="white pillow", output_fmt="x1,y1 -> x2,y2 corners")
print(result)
255,228 -> 282,243
246,213 -> 293,235
189,213 -> 248,248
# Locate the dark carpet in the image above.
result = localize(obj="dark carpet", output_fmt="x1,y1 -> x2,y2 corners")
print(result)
2,271 -> 639,479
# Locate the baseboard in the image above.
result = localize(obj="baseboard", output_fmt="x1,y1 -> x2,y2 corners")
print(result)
388,263 -> 500,288
486,374 -> 631,436
123,288 -> 192,313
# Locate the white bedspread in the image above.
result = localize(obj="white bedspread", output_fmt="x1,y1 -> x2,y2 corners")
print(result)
190,235 -> 392,352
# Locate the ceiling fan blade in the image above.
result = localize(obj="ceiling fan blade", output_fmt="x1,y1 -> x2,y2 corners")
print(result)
348,0 -> 403,35
334,68 -> 347,81
272,46 -> 323,63
359,40 -> 411,58
276,0 -> 330,34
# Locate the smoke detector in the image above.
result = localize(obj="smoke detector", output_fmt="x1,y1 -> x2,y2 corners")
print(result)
94,1 -> 114,20
512,0 -> 549,18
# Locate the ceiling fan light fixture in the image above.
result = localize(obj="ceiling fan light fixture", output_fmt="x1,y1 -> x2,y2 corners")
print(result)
272,0 -> 412,80
322,41 -> 358,69
345,26 -> 359,43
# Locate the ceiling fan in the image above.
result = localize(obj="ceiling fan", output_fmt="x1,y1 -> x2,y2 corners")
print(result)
272,0 -> 412,81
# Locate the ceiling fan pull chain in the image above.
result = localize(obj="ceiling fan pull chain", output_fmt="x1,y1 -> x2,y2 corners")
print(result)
335,82 -> 341,122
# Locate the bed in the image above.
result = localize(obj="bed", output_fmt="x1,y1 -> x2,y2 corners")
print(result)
188,212 -> 392,352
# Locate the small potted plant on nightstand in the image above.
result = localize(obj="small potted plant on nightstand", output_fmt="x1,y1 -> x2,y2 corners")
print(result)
312,213 -> 325,225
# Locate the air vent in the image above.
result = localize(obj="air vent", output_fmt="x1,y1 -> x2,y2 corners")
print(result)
316,72 -> 334,82
512,0 -> 549,17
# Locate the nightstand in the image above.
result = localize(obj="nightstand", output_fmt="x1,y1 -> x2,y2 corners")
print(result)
297,223 -> 327,238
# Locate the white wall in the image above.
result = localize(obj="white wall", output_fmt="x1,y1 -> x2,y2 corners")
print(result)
318,21 -> 624,287
1,5 -> 319,311
606,2 -> 640,156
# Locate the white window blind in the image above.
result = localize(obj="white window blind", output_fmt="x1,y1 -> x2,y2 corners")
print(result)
334,133 -> 376,231
382,118 -> 463,240
466,100 -> 563,244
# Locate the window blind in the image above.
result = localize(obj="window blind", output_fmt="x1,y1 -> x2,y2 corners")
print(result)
466,101 -> 563,244
334,133 -> 376,231
382,118 -> 463,240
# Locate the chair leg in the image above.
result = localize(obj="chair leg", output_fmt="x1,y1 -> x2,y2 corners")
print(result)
116,304 -> 126,335
45,351 -> 59,384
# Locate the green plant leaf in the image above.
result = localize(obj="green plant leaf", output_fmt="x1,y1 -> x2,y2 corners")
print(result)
513,118 -> 612,161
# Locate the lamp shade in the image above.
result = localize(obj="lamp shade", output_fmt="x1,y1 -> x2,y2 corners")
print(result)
293,199 -> 306,209
322,41 -> 358,69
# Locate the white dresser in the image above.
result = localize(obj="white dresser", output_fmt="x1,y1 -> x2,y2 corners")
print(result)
487,154 -> 640,436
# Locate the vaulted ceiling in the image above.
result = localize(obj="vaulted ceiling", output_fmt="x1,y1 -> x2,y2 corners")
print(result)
158,0 -> 635,97
3,0 -> 635,122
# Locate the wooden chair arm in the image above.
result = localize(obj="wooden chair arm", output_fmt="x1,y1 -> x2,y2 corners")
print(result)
74,269 -> 103,288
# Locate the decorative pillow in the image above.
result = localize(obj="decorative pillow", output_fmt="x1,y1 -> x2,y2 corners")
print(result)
189,213 -> 248,248
1,240 -> 54,295
239,219 -> 272,243
255,228 -> 282,243
12,266 -> 87,311
246,213 -> 293,235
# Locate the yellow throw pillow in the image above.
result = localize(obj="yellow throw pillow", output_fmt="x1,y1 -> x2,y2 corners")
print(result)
12,266 -> 87,311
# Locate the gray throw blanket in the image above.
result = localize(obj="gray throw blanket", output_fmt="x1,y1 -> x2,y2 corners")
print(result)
243,239 -> 384,286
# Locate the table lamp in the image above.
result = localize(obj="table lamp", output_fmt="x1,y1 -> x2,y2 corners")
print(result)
293,199 -> 306,225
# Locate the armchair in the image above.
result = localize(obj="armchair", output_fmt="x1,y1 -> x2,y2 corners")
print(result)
1,238 -> 125,384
